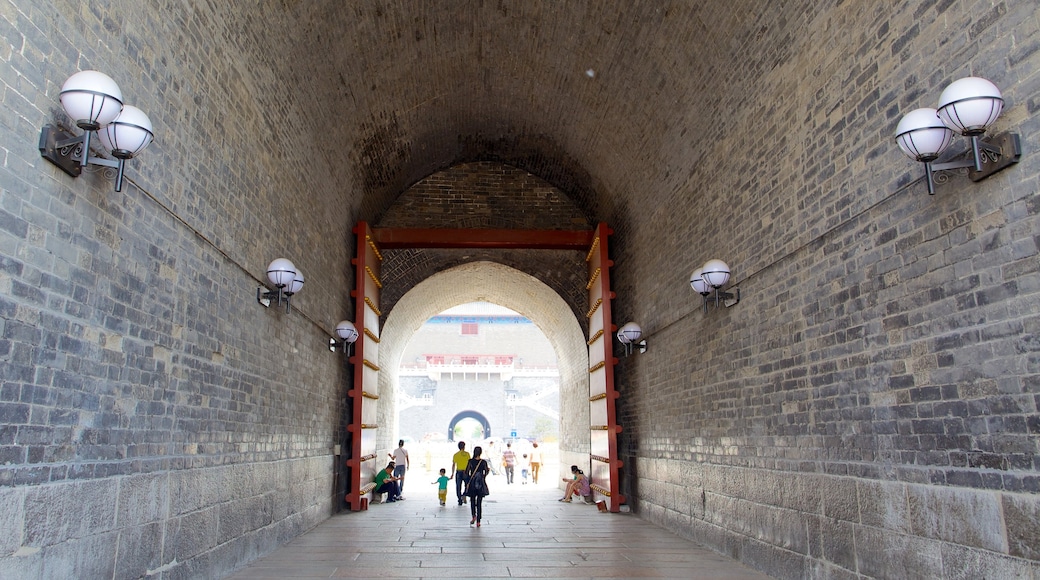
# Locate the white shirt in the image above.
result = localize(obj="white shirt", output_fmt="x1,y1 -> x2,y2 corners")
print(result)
392,447 -> 409,467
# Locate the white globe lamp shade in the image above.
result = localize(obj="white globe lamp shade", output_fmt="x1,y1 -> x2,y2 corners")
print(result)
286,268 -> 304,295
616,328 -> 631,344
701,259 -> 731,288
689,267 -> 710,295
937,77 -> 1003,136
59,70 -> 123,129
335,320 -> 359,344
97,105 -> 154,159
895,108 -> 954,162
618,322 -> 642,343
266,258 -> 296,288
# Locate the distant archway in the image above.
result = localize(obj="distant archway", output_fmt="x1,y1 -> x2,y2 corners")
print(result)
377,261 -> 590,470
448,410 -> 491,441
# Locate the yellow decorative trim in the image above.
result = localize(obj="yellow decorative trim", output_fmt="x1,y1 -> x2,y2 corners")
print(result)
359,453 -> 377,462
587,329 -> 603,346
589,393 -> 607,402
590,454 -> 610,463
365,297 -> 382,316
590,484 -> 611,496
585,236 -> 600,262
586,267 -> 601,290
588,361 -> 605,373
365,235 -> 383,261
585,298 -> 602,319
364,328 -> 380,343
591,425 -> 609,430
365,265 -> 382,289
363,359 -> 380,371
361,391 -> 379,400
360,424 -> 379,429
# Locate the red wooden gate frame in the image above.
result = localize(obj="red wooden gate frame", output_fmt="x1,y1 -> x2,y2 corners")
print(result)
345,222 -> 383,511
344,222 -> 624,511
586,224 -> 624,511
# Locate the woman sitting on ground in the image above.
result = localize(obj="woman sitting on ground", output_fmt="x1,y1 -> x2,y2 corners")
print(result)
559,465 -> 590,502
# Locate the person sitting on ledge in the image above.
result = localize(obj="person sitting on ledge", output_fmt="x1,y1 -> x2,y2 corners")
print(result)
559,465 -> 591,503
374,461 -> 404,503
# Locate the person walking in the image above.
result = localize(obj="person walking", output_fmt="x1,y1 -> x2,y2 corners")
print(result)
529,442 -> 542,484
485,441 -> 500,475
520,453 -> 530,484
464,446 -> 491,527
433,468 -> 451,506
502,442 -> 517,484
450,441 -> 471,506
390,440 -> 410,494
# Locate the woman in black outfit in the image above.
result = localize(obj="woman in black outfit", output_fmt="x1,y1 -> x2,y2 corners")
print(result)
464,445 -> 491,527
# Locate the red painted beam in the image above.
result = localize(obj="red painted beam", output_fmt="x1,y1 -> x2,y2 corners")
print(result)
371,227 -> 594,250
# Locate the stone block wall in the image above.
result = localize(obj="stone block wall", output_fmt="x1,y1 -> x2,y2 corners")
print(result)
613,1 -> 1040,577
0,2 -> 354,577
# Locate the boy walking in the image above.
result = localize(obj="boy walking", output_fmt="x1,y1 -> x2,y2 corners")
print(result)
434,468 -> 451,506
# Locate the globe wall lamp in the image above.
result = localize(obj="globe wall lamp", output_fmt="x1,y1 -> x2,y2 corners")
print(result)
895,77 -> 1021,195
330,320 -> 359,355
616,321 -> 646,356
257,258 -> 303,313
690,259 -> 740,313
38,71 -> 154,192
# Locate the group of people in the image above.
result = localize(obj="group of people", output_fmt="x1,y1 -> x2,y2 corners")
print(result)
373,440 -> 412,502
371,439 -> 591,526
492,441 -> 542,485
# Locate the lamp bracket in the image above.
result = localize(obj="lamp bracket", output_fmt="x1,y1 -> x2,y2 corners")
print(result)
932,132 -> 1021,182
39,125 -> 84,177
622,340 -> 647,357
330,337 -> 355,356
702,287 -> 740,312
40,124 -> 121,176
257,286 -> 291,312
722,287 -> 741,308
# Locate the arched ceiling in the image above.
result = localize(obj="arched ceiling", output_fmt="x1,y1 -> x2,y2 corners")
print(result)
287,1 -> 766,222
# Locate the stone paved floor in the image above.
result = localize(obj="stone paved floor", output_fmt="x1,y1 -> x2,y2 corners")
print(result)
224,482 -> 773,579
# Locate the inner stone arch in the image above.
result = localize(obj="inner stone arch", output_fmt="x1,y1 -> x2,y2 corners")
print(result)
376,261 -> 590,470
447,410 -> 491,441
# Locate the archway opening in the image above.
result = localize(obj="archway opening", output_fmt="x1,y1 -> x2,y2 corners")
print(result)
448,412 -> 490,441
375,262 -> 589,489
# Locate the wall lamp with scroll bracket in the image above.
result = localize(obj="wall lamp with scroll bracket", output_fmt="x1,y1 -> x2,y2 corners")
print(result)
690,259 -> 740,313
257,258 -> 303,313
616,321 -> 646,356
330,320 -> 359,355
895,77 -> 1022,195
38,71 -> 154,192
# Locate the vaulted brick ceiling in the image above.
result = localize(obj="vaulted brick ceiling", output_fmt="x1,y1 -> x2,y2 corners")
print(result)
290,1 -> 761,222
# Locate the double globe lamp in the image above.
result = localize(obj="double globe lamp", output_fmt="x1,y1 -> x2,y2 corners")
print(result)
39,70 -> 154,192
894,77 -> 1019,195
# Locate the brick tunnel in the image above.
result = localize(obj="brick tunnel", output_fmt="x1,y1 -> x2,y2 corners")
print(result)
1,2 -> 1039,579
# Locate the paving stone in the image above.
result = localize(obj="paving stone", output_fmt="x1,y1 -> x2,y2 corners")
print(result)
226,487 -> 770,580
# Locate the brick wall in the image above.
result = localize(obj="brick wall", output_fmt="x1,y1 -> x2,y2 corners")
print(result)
378,162 -> 592,324
610,2 -> 1040,578
0,2 -> 355,577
